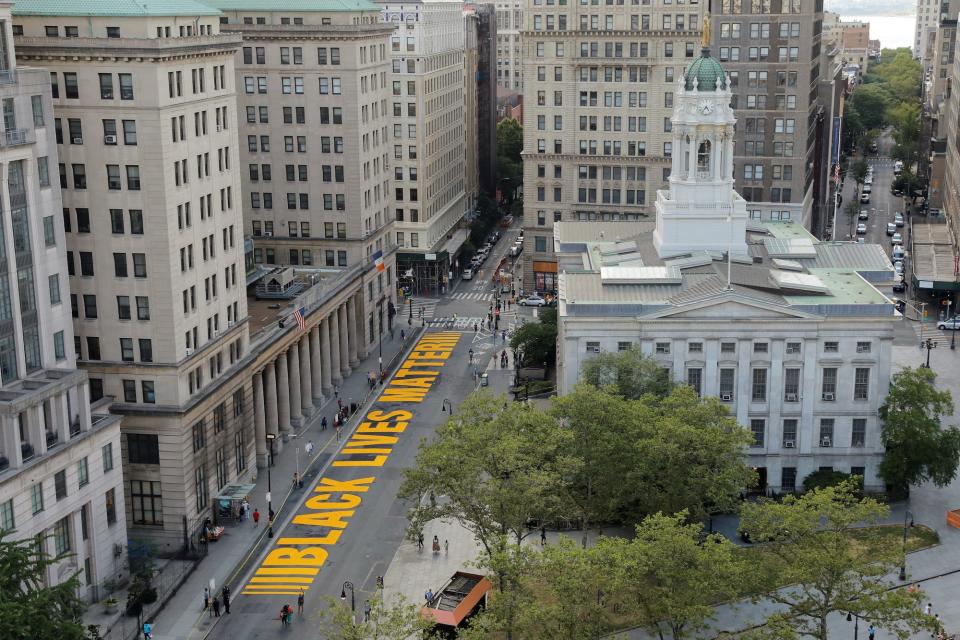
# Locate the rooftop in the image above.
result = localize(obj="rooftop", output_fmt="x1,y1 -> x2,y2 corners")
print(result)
203,0 -> 380,12
11,0 -> 221,17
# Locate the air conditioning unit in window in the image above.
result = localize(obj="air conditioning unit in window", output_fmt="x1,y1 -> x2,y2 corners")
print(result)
263,231 -> 273,237
720,393 -> 732,402
785,393 -> 798,402
820,437 -> 832,447
72,136 -> 83,144
783,439 -> 795,448
186,347 -> 193,356
822,392 -> 835,401
589,346 -> 600,353
104,135 -> 117,144
228,320 -> 235,327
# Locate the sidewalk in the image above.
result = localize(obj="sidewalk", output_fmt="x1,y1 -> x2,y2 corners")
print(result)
148,329 -> 416,640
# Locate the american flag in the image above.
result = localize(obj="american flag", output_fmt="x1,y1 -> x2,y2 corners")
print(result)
293,307 -> 306,331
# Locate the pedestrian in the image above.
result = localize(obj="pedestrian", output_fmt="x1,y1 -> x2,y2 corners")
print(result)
203,587 -> 210,611
142,621 -> 153,639
368,371 -> 374,389
502,330 -> 507,342
473,322 -> 478,333
337,397 -> 343,410
222,586 -> 231,614
253,508 -> 260,526
867,624 -> 875,640
425,588 -> 434,604
293,472 -> 300,489
364,599 -> 371,622
418,532 -> 424,550
305,440 -> 314,455
212,595 -> 221,617
321,416 -> 327,431
401,329 -> 406,340
541,526 -> 547,546
336,423 -> 342,442
297,589 -> 305,614
925,602 -> 933,615
444,539 -> 449,555
432,535 -> 440,555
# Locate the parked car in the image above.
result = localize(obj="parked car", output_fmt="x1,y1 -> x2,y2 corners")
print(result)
938,317 -> 960,330
892,278 -> 907,293
519,294 -> 548,307
886,223 -> 897,236
864,175 -> 873,185
892,245 -> 905,260
462,268 -> 474,280
894,262 -> 904,276
856,223 -> 867,235
860,193 -> 870,204
859,209 -> 869,220
894,212 -> 905,227
892,232 -> 903,244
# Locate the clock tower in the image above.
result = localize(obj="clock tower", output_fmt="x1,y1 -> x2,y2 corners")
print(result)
653,47 -> 749,258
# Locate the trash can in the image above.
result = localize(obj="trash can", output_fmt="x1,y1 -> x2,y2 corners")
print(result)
480,373 -> 489,387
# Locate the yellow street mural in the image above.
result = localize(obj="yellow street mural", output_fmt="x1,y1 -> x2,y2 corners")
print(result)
241,332 -> 461,596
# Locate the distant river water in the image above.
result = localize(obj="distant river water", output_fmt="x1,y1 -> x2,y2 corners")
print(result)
851,14 -> 916,51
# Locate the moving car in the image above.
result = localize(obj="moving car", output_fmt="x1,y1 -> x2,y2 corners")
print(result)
862,184 -> 872,194
856,223 -> 867,235
894,212 -> 905,227
519,294 -> 547,307
938,317 -> 960,331
860,192 -> 870,204
886,223 -> 897,236
859,209 -> 869,220
891,232 -> 903,244
462,268 -> 474,280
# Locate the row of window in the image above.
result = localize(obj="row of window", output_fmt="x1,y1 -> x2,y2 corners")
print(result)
644,339 -> 873,355
251,220 -> 347,238
55,117 -> 137,146
242,46 -> 341,66
253,247 -> 347,267
680,365 -> 873,403
245,134 -> 344,154
531,12 -> 700,31
56,163 -> 139,191
66,250 -> 146,278
14,443 -> 115,524
167,66 -> 228,99
718,22 -> 803,38
719,0 -> 804,15
69,293 -> 150,321
249,191 -> 345,211
242,76 -> 344,95
747,417 -> 869,450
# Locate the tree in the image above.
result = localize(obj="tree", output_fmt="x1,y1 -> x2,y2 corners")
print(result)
879,366 -> 960,491
496,117 -> 523,201
319,593 -> 432,640
851,159 -> 869,185
509,308 -> 557,368
399,391 -> 577,554
850,84 -> 892,131
580,347 -> 672,400
740,481 -> 935,640
0,531 -> 88,640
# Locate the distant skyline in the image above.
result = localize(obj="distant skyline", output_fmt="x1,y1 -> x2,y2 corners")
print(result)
825,0 -> 915,17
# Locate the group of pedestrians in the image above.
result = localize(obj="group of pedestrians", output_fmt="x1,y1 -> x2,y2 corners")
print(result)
202,585 -> 231,618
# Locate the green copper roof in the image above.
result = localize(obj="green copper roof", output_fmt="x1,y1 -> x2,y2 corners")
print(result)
12,0 -> 222,17
683,48 -> 727,92
201,0 -> 380,11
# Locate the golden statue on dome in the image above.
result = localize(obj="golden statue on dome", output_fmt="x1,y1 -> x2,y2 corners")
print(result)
702,12 -> 711,49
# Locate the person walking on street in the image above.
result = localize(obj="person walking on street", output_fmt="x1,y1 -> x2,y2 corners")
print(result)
298,589 -> 305,614
541,526 -> 547,546
203,587 -> 210,611
305,440 -> 314,455
321,416 -> 327,431
364,600 -> 372,622
867,624 -> 875,640
212,595 -> 221,618
222,586 -> 231,614
253,508 -> 260,526
425,588 -> 434,604
293,472 -> 300,489
418,532 -> 424,551
444,539 -> 449,555
432,535 -> 441,555
925,602 -> 933,616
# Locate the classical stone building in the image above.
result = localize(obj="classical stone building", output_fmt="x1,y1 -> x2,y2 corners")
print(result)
555,48 -> 895,493
0,1 -> 126,600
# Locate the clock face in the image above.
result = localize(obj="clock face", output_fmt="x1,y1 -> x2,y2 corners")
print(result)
698,101 -> 714,115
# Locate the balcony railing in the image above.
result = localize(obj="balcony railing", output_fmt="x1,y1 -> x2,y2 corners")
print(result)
1,128 -> 34,147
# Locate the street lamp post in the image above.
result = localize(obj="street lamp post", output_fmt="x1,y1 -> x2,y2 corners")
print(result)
920,337 -> 936,368
265,433 -> 276,538
899,509 -> 914,581
949,300 -> 956,350
340,581 -> 355,622
377,297 -> 385,380
846,611 -> 859,640
441,398 -> 453,415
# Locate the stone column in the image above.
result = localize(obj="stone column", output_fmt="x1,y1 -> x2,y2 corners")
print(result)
319,320 -> 333,394
288,346 -> 303,428
329,311 -> 343,385
77,382 -> 91,432
347,297 -> 360,367
253,371 -> 267,468
338,304 -> 351,376
56,392 -> 70,444
310,326 -> 323,404
354,291 -> 369,359
264,361 -> 279,458
276,352 -> 291,437
299,336 -> 313,416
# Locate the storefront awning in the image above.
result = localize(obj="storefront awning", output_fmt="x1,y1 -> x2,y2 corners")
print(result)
440,229 -> 470,257
533,260 -> 558,273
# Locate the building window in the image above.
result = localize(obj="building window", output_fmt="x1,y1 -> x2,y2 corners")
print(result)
852,418 -> 866,447
55,470 -> 67,500
720,342 -> 736,354
131,480 -> 163,526
128,433 -> 160,464
688,342 -> 703,353
193,420 -> 206,452
195,465 -> 208,512
655,342 -> 670,354
97,444 -> 113,475
0,499 -> 13,530
233,388 -> 245,416
815,364 -> 838,399
105,488 -> 117,525
216,448 -> 228,490
824,341 -> 839,353
751,368 -> 767,402
853,368 -> 870,401
53,516 -> 71,555
77,458 -> 89,488
750,419 -> 765,448
686,368 -> 702,396
782,419 -> 798,448
753,342 -> 768,353
784,367 -> 800,401
819,419 -> 835,447
785,341 -> 801,355
781,467 -> 797,492
719,368 -> 735,399
856,341 -> 871,353
31,483 -> 44,514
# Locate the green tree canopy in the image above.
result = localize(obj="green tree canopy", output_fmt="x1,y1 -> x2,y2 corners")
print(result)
509,308 -> 557,368
740,481 -> 934,640
319,592 -> 432,640
0,531 -> 88,640
580,346 -> 672,400
879,366 -> 960,491
851,84 -> 893,131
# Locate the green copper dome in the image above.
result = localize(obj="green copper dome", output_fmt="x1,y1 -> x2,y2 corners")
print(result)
684,48 -> 727,92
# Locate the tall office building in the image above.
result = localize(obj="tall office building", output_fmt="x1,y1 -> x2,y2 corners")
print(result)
379,0 -> 471,293
0,1 -> 127,600
520,0 -> 706,293
466,3 -> 499,197
482,0 -> 523,90
12,0 -> 254,545
709,0 -> 824,232
209,1 -> 397,276
917,0 -> 939,60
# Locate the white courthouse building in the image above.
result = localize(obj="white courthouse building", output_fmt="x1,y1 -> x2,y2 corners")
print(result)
555,49 -> 896,494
